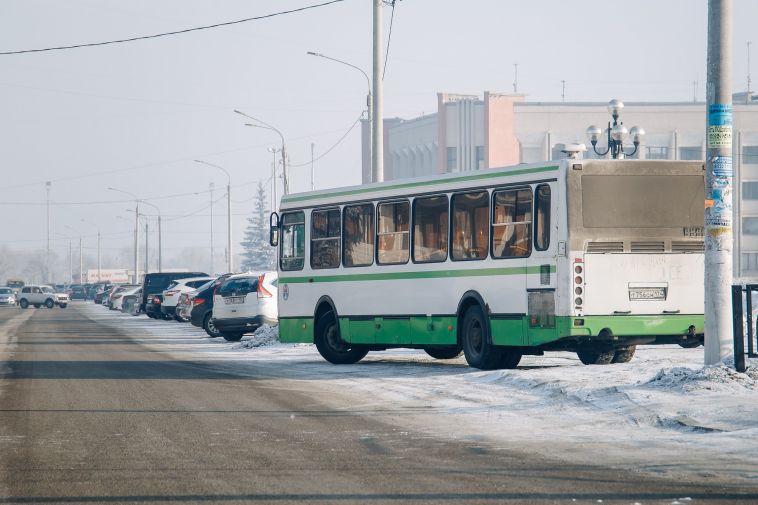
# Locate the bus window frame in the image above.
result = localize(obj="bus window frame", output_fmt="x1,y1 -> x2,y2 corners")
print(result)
310,206 -> 342,270
376,199 -> 411,266
450,190 -> 491,262
411,194 -> 449,265
342,201 -> 375,268
279,210 -> 306,272
490,185 -> 533,260
534,183 -> 551,252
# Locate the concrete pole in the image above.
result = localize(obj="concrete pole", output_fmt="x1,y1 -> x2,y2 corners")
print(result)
271,161 -> 277,213
311,142 -> 315,191
46,181 -> 51,282
97,231 -> 101,283
372,0 -> 384,182
158,215 -> 162,273
78,236 -> 83,284
704,0 -> 733,365
227,182 -> 233,273
144,221 -> 149,275
210,182 -> 215,275
68,241 -> 72,284
281,145 -> 289,195
134,202 -> 140,285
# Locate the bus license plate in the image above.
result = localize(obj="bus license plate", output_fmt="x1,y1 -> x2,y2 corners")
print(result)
225,296 -> 246,304
629,287 -> 667,301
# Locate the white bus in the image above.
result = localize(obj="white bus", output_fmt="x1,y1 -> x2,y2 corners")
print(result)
270,159 -> 705,370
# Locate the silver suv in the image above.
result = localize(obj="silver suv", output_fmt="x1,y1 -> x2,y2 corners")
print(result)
17,285 -> 68,309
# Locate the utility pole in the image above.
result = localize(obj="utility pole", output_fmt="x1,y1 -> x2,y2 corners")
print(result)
45,181 -> 51,282
693,80 -> 699,102
96,231 -> 101,282
561,80 -> 566,102
372,0 -> 384,182
134,201 -> 140,285
68,241 -> 72,284
210,182 -> 215,275
144,221 -> 149,275
513,63 -> 519,93
157,215 -> 162,272
704,0 -> 733,365
78,236 -> 83,284
311,142 -> 315,191
748,41 -> 752,102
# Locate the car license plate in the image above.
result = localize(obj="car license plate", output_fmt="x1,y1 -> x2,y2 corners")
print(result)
629,287 -> 667,301
225,296 -> 245,304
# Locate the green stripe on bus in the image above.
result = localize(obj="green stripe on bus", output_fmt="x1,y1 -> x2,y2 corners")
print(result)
280,165 -> 559,204
279,265 -> 556,284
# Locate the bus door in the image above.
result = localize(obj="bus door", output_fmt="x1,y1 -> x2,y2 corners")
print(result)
525,184 -> 557,346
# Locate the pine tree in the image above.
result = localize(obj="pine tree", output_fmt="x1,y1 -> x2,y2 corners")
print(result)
240,181 -> 276,272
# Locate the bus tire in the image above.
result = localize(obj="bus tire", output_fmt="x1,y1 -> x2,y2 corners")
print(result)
611,345 -> 636,363
424,346 -> 463,360
221,332 -> 243,342
461,305 -> 503,370
315,311 -> 368,365
499,350 -> 522,369
577,347 -> 615,365
679,340 -> 701,348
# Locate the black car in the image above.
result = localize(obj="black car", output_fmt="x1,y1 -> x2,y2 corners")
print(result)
145,293 -> 165,319
190,274 -> 234,337
69,285 -> 87,300
140,272 -> 208,315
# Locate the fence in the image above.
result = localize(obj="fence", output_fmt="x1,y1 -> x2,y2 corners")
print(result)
731,285 -> 758,373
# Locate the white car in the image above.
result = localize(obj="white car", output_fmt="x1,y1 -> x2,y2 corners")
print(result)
110,285 -> 141,311
161,277 -> 215,321
17,285 -> 68,309
0,287 -> 16,306
212,272 -> 278,341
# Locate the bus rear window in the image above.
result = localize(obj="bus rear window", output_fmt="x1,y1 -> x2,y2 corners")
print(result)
581,175 -> 703,228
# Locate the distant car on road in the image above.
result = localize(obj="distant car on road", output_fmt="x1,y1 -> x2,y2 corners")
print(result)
212,272 -> 278,341
0,287 -> 16,306
17,285 -> 68,309
68,285 -> 87,301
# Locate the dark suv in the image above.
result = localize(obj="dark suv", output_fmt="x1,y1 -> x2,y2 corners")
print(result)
140,272 -> 208,317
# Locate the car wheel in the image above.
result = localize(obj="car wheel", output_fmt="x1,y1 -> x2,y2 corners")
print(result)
59,303 -> 67,309
19,299 -> 28,309
203,313 -> 221,338
424,346 -> 463,360
221,332 -> 244,342
45,299 -> 55,309
33,304 -> 41,309
314,310 -> 368,365
461,305 -> 504,370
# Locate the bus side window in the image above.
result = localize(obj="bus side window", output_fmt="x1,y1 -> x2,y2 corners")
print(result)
311,208 -> 341,269
413,195 -> 448,263
280,211 -> 305,271
343,203 -> 374,267
451,191 -> 489,261
492,188 -> 532,259
534,184 -> 551,251
377,201 -> 410,265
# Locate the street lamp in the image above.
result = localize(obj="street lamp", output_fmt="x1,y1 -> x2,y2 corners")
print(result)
64,225 -> 83,284
80,219 -> 101,283
108,187 -> 140,283
585,99 -> 645,159
195,160 -> 233,273
307,50 -> 372,178
267,146 -> 282,212
140,201 -> 162,273
234,109 -> 289,195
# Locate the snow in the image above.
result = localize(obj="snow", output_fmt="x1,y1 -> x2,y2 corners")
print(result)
80,303 -> 758,484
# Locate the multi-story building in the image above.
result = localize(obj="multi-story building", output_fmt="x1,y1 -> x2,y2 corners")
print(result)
361,91 -> 758,277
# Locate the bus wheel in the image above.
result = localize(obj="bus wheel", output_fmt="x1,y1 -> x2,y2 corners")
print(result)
679,340 -> 701,348
576,346 -> 615,365
424,346 -> 463,360
461,305 -> 503,370
499,350 -> 522,369
611,345 -> 636,364
315,311 -> 368,365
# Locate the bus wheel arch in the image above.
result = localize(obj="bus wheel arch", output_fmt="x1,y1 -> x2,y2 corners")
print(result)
456,291 -> 489,346
457,292 -> 513,370
313,296 -> 368,365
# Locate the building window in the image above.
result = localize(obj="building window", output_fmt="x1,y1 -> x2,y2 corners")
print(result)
534,184 -> 551,251
451,191 -> 489,261
343,204 -> 374,267
679,147 -> 702,160
743,217 -> 758,235
413,195 -> 448,263
647,146 -> 669,160
743,182 -> 758,200
377,201 -> 410,265
311,208 -> 341,269
492,188 -> 532,258
744,146 -> 758,165
280,211 -> 305,271
475,146 -> 485,170
446,147 -> 457,172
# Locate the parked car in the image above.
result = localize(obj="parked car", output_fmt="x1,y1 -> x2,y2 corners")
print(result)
190,274 -> 234,337
140,272 -> 208,315
120,288 -> 142,315
109,285 -> 141,311
68,285 -> 87,301
212,272 -> 278,341
161,277 -> 215,321
0,287 -> 16,306
17,285 -> 68,309
93,284 -> 113,304
145,293 -> 165,319
175,292 -> 195,322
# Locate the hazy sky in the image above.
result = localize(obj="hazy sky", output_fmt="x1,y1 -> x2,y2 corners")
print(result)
0,0 -> 756,269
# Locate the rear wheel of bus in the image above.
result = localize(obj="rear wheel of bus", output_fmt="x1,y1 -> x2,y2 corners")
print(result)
424,346 -> 463,360
314,310 -> 368,365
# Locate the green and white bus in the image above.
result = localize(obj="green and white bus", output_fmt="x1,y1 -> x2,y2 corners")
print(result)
270,159 -> 705,370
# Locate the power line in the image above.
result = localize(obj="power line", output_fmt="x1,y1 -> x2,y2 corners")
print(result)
382,0 -> 400,80
0,0 -> 346,56
289,112 -> 363,167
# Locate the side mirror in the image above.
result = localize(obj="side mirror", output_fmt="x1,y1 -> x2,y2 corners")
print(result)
269,212 -> 280,247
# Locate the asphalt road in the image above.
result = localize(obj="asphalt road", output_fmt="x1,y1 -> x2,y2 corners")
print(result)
0,304 -> 756,504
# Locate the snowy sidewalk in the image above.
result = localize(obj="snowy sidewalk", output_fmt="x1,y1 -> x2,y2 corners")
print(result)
82,303 -> 758,485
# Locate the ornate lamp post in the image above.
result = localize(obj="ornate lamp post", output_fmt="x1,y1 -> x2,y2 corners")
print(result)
586,99 -> 645,159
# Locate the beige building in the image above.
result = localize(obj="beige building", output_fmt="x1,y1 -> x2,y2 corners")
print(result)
361,92 -> 758,277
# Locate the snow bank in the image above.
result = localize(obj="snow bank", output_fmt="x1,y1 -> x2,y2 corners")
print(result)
234,324 -> 280,349
647,359 -> 758,392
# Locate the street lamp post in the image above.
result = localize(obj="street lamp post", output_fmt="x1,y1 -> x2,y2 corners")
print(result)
81,219 -> 101,283
307,51 -> 371,180
194,160 -> 233,273
140,201 -> 162,273
64,225 -> 83,284
267,146 -> 281,211
209,182 -> 215,275
234,109 -> 289,194
108,187 -> 140,284
586,100 -> 646,159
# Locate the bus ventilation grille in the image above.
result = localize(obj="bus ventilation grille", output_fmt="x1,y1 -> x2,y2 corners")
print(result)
631,241 -> 665,253
672,241 -> 704,252
586,241 -> 624,253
